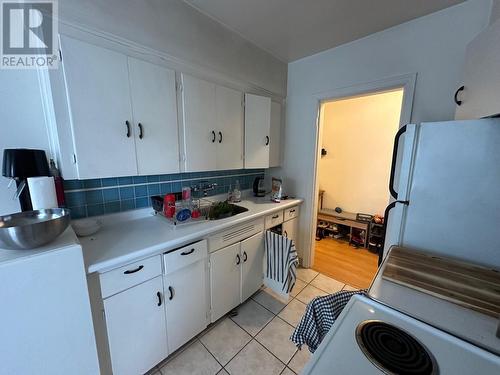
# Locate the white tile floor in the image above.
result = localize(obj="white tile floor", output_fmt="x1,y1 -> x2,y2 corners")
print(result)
149,269 -> 356,375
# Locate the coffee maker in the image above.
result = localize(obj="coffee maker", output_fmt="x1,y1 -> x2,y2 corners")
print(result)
2,149 -> 50,211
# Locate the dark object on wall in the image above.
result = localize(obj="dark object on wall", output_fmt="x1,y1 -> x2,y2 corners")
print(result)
454,85 -> 465,106
335,207 -> 342,213
321,148 -> 327,157
2,149 -> 50,211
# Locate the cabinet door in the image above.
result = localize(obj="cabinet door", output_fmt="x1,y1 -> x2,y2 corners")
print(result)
210,243 -> 241,322
269,101 -> 282,167
180,74 -> 217,171
216,85 -> 244,170
60,36 -> 137,178
241,231 -> 265,302
128,57 -> 179,175
244,93 -> 271,168
455,19 -> 500,120
283,217 -> 299,245
104,276 -> 167,375
164,259 -> 208,352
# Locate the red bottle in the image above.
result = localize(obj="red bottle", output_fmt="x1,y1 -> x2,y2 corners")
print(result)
163,194 -> 176,218
49,159 -> 65,207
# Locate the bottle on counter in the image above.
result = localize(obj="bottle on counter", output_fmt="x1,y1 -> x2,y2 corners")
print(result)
49,159 -> 65,207
232,180 -> 241,203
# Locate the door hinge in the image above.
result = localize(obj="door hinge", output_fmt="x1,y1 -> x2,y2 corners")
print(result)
101,309 -> 106,321
72,153 -> 77,164
59,49 -> 62,62
176,82 -> 183,92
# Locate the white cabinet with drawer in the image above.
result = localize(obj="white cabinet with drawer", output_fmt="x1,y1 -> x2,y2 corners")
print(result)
265,210 -> 284,230
163,240 -> 209,352
210,231 -> 265,322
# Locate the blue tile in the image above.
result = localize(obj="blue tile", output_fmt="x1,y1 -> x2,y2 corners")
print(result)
147,175 -> 159,183
170,174 -> 181,181
65,191 -> 86,207
120,187 -> 134,199
148,184 -> 160,196
172,182 -> 181,193
103,188 -> 119,202
102,178 -> 118,187
69,206 -> 86,219
63,180 -> 83,190
87,204 -> 104,217
83,179 -> 101,188
104,201 -> 120,214
133,176 -> 147,184
160,183 -> 171,194
159,174 -> 171,181
85,190 -> 103,205
135,197 -> 148,208
120,199 -> 135,211
134,185 -> 148,197
118,176 -> 133,185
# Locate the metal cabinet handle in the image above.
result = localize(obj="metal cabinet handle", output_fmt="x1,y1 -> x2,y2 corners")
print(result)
125,121 -> 131,138
180,248 -> 195,256
284,230 -> 288,237
211,131 -> 216,143
289,209 -> 296,213
243,251 -> 248,262
218,131 -> 222,143
389,125 -> 407,199
168,286 -> 174,300
265,136 -> 270,146
272,214 -> 279,219
138,123 -> 144,139
157,291 -> 162,306
236,254 -> 241,265
454,86 -> 464,106
123,265 -> 143,274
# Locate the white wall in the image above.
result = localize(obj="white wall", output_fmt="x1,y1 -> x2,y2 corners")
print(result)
318,90 -> 403,215
0,71 -> 52,215
0,0 -> 287,215
275,0 -> 492,265
491,0 -> 500,23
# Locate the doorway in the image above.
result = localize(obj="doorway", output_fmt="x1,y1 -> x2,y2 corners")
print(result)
312,88 -> 404,289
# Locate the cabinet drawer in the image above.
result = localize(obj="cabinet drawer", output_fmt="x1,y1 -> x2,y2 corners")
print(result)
208,218 -> 264,252
164,240 -> 207,274
264,210 -> 284,229
284,206 -> 299,221
100,255 -> 162,298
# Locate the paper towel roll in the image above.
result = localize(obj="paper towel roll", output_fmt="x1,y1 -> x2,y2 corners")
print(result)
27,177 -> 58,210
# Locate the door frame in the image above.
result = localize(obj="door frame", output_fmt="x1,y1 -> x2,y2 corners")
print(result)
305,73 -> 416,268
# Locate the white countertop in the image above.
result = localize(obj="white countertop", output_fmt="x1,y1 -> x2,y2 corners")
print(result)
80,196 -> 303,274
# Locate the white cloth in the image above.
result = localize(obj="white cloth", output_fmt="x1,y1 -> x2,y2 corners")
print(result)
264,231 -> 298,298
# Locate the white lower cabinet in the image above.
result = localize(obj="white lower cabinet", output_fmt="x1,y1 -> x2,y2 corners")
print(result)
210,242 -> 241,322
282,217 -> 298,245
103,276 -> 168,375
164,257 -> 208,352
210,231 -> 265,322
241,231 -> 265,302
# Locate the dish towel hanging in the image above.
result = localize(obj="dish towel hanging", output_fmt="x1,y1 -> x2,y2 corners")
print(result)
290,289 -> 366,353
264,230 -> 298,298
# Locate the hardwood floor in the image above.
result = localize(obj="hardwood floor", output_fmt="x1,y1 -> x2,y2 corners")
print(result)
312,238 -> 379,289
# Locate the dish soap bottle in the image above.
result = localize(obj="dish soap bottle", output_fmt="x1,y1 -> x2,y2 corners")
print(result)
232,180 -> 242,203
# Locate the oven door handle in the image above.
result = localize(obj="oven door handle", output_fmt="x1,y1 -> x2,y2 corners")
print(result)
380,200 -> 409,266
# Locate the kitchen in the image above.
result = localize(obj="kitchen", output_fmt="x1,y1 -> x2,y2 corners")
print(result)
1,1 -> 499,374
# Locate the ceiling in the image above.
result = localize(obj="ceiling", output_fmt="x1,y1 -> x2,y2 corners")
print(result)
183,0 -> 465,62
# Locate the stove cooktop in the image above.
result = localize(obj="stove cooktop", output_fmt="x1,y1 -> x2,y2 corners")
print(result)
302,295 -> 500,375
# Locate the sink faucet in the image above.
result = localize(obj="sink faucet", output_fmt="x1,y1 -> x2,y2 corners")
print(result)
192,181 -> 218,196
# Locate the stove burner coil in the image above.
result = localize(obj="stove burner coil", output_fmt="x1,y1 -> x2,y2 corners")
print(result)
355,320 -> 437,375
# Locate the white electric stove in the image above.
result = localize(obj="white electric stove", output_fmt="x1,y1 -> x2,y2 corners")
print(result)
302,246 -> 500,375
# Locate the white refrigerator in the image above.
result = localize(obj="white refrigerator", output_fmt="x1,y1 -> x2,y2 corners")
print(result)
383,118 -> 500,268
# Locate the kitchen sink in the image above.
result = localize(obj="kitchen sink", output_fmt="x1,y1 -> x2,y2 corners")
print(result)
207,201 -> 249,220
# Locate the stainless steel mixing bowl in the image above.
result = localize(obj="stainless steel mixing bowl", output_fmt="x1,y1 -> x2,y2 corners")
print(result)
0,208 -> 71,250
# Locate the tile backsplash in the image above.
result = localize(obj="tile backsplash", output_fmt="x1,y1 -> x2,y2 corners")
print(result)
64,169 -> 264,219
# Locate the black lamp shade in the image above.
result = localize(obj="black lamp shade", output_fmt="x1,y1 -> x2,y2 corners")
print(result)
2,149 -> 50,178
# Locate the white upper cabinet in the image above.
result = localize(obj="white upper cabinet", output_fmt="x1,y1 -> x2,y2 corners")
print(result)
216,85 -> 244,170
180,74 -> 244,172
244,93 -> 272,168
269,101 -> 282,167
128,57 -> 179,175
180,74 -> 217,171
60,36 -> 180,179
455,19 -> 500,120
60,36 -> 137,179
